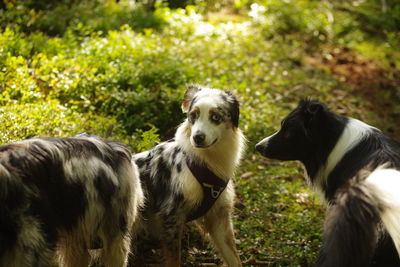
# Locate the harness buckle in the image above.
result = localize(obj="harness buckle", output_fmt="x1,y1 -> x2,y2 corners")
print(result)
203,183 -> 223,199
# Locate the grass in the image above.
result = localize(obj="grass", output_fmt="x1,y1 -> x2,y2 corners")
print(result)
235,159 -> 324,266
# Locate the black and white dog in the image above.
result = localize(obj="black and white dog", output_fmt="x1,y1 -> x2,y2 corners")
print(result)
133,84 -> 245,266
0,135 -> 144,267
256,99 -> 400,267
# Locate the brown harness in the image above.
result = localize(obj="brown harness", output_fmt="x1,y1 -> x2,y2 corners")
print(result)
186,158 -> 228,222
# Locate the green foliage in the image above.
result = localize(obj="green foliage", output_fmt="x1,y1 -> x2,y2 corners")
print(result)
248,0 -> 400,51
0,23 -> 197,135
249,1 -> 333,45
0,0 -> 168,35
345,0 -> 400,38
0,100 -> 126,143
131,126 -> 160,152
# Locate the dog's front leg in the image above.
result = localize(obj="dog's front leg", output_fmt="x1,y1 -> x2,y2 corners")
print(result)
160,216 -> 184,267
203,206 -> 242,267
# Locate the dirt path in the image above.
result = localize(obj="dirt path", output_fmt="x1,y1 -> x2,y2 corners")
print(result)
307,47 -> 400,139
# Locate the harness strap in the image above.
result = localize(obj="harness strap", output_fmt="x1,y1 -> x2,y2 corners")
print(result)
186,158 -> 228,222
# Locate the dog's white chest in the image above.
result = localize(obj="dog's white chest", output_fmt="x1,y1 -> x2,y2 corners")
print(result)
180,168 -> 204,207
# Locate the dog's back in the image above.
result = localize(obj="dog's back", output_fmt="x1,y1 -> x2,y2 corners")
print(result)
0,137 -> 143,267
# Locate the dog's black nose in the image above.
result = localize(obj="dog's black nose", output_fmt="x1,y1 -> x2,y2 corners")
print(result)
255,143 -> 264,154
193,132 -> 206,145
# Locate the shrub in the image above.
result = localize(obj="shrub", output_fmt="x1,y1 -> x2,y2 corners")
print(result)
0,25 -> 197,137
0,100 -> 103,143
248,1 -> 333,45
0,0 -> 169,36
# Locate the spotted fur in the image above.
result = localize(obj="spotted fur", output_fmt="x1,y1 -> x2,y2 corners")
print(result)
133,84 -> 246,267
0,136 -> 144,267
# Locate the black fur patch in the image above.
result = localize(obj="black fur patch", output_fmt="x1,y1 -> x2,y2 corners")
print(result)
94,168 -> 116,207
153,157 -> 172,209
3,141 -> 88,243
188,96 -> 198,114
371,234 -> 400,266
0,180 -> 23,255
136,157 -> 147,169
225,90 -> 240,127
176,162 -> 182,173
172,147 -> 181,164
318,181 -> 381,267
119,214 -> 127,233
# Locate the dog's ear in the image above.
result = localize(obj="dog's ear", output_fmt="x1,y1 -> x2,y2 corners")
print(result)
301,99 -> 325,127
306,101 -> 324,115
226,90 -> 240,128
182,84 -> 202,113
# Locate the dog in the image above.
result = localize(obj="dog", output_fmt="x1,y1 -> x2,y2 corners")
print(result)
133,84 -> 245,266
0,135 -> 144,267
255,99 -> 400,267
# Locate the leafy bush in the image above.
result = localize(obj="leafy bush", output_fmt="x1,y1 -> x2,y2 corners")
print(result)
0,23 -> 197,135
248,1 -> 333,45
0,0 -> 169,35
0,100 -> 121,143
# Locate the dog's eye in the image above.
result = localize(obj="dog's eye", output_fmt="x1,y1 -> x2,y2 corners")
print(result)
210,113 -> 222,123
280,127 -> 291,138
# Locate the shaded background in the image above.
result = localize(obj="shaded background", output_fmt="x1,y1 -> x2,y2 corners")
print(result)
1,0 -> 399,265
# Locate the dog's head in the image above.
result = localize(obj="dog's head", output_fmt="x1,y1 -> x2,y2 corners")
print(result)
182,84 -> 239,149
255,99 -> 339,162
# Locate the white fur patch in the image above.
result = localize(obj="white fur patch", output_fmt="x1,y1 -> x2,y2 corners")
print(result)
314,118 -> 375,195
366,168 -> 400,257
255,132 -> 277,148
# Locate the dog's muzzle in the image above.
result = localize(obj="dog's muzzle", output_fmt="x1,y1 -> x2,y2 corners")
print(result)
255,133 -> 276,155
255,141 -> 267,154
193,131 -> 206,146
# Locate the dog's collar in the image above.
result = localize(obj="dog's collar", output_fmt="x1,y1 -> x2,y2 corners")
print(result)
186,158 -> 228,222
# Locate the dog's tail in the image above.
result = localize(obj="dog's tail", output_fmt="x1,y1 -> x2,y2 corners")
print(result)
365,168 -> 400,255
317,167 -> 400,267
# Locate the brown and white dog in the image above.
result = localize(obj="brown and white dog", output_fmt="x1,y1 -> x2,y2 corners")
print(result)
133,84 -> 246,266
0,135 -> 144,267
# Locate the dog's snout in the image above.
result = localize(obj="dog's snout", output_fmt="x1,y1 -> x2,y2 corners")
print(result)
255,143 -> 264,154
255,139 -> 269,155
193,132 -> 206,145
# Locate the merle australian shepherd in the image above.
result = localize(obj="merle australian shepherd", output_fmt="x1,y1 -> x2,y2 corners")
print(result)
256,99 -> 400,267
0,135 -> 144,267
133,84 -> 245,266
